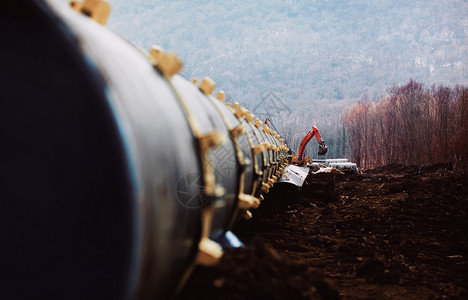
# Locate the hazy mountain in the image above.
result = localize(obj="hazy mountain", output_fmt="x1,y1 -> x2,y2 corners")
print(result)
56,0 -> 466,157
104,0 -> 467,107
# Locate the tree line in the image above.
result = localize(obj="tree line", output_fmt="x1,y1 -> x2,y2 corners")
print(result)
343,80 -> 468,171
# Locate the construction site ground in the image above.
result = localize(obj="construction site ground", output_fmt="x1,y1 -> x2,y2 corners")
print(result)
179,163 -> 468,299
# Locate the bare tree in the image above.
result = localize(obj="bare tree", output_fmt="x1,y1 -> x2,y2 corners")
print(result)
343,81 -> 468,171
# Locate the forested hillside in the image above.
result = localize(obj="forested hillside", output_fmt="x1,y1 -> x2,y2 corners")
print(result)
106,0 -> 467,98
103,0 -> 467,158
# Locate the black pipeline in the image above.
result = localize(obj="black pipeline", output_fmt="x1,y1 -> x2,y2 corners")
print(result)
0,1 -> 288,299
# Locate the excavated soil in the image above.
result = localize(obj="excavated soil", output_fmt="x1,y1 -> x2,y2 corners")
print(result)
179,163 -> 468,299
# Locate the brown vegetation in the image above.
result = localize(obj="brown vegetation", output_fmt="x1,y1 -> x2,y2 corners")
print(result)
343,80 -> 468,171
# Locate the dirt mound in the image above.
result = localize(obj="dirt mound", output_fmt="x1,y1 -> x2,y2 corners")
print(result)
179,164 -> 468,299
178,238 -> 341,300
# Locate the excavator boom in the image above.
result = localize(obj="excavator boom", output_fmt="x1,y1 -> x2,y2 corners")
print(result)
297,126 -> 327,160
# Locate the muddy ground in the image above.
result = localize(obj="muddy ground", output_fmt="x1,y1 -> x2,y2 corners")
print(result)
179,163 -> 468,299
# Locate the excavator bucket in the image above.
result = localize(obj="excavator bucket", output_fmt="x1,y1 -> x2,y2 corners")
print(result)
318,144 -> 328,156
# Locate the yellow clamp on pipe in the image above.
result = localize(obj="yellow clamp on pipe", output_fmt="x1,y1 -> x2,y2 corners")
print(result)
200,77 -> 216,95
238,193 -> 260,210
244,210 -> 253,220
70,1 -> 83,11
252,143 -> 265,154
240,107 -> 249,118
149,45 -> 163,61
196,238 -> 223,266
70,0 -> 111,26
216,91 -> 226,102
233,107 -> 243,119
231,124 -> 245,138
232,105 -> 249,120
195,206 -> 222,266
261,182 -> 271,193
262,125 -> 274,135
267,178 -> 275,186
234,107 -> 248,119
148,46 -> 183,78
254,118 -> 262,128
198,131 -> 226,196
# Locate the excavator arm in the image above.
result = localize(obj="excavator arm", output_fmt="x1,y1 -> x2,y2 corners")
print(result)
297,126 -> 327,160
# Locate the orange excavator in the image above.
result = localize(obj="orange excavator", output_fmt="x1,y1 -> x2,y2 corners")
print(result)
291,126 -> 327,165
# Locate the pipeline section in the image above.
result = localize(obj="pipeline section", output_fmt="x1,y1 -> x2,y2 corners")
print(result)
0,1 -> 288,299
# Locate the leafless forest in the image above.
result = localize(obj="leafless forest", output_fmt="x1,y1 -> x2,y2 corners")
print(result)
271,80 -> 468,173
343,80 -> 468,171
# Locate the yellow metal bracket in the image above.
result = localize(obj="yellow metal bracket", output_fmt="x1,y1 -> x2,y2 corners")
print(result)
148,46 -> 183,78
199,77 -> 216,95
254,118 -> 262,128
230,124 -> 245,139
195,206 -> 223,266
198,131 -> 226,196
70,0 -> 110,26
238,193 -> 260,210
216,91 -> 226,102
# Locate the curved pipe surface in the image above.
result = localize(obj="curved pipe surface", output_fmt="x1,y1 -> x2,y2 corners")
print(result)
0,1 -> 289,299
